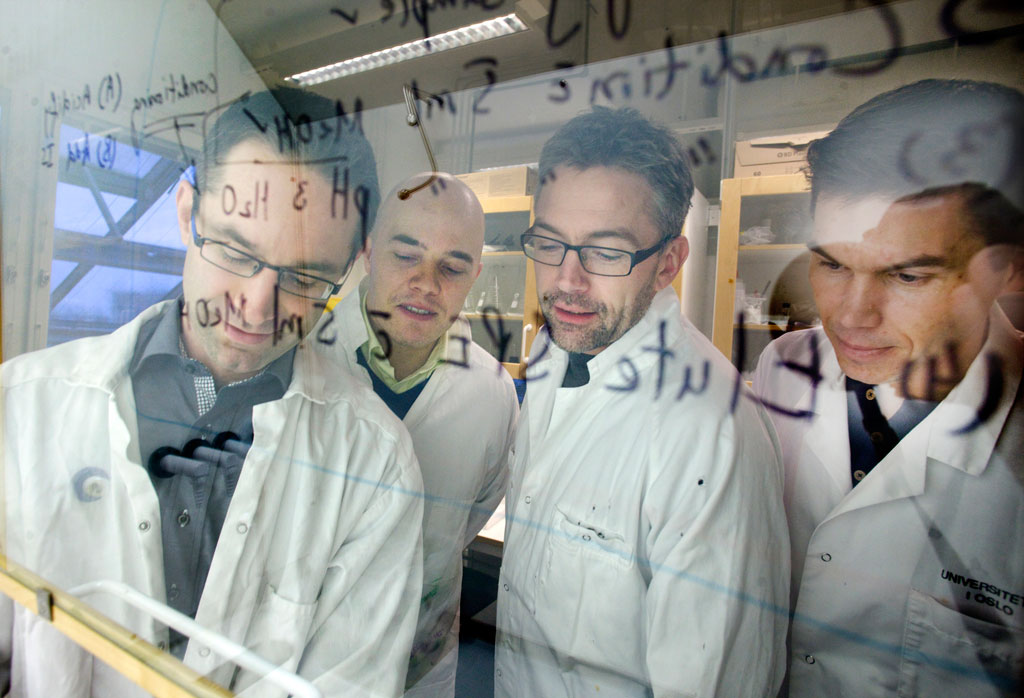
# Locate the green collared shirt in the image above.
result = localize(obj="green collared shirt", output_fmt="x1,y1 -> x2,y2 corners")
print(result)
360,290 -> 449,393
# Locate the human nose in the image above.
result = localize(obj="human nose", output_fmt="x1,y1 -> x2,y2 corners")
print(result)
555,247 -> 590,293
408,263 -> 441,296
836,275 -> 883,329
239,267 -> 280,327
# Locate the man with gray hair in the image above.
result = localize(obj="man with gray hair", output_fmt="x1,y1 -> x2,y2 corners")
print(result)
495,107 -> 789,697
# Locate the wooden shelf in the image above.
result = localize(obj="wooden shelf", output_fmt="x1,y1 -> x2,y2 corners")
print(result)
480,195 -> 533,214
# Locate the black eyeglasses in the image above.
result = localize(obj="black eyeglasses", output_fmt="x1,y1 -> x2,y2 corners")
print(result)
521,230 -> 670,277
190,214 -> 346,300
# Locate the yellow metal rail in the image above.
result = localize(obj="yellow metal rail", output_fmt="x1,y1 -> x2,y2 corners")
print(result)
0,554 -> 232,698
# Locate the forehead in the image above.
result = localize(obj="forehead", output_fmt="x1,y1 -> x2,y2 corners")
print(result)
205,140 -> 355,262
535,166 -> 658,241
377,191 -> 482,257
813,193 -> 983,266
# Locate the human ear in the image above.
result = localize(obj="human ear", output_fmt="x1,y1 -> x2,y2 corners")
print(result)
176,181 -> 196,247
654,236 -> 688,292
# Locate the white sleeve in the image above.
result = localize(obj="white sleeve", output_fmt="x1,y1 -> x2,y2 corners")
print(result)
643,406 -> 790,698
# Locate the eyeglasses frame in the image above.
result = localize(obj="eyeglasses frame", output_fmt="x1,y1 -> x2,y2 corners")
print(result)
520,229 -> 673,277
189,211 -> 346,300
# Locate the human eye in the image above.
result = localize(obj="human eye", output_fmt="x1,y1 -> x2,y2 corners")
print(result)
814,256 -> 843,272
442,265 -> 469,277
209,241 -> 249,262
392,251 -> 419,264
282,270 -> 319,289
593,248 -> 628,262
222,247 -> 251,263
890,270 -> 929,285
535,240 -> 563,253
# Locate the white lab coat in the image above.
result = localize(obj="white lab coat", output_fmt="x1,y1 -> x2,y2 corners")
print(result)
495,287 -> 790,698
0,301 -> 424,698
752,312 -> 1024,697
329,287 -> 518,697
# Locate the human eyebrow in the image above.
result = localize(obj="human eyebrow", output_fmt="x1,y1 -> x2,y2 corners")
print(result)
207,223 -> 256,253
390,233 -> 425,249
807,245 -> 843,263
881,255 -> 948,272
531,221 -> 565,238
532,221 -> 641,248
447,250 -> 474,264
585,229 -> 642,248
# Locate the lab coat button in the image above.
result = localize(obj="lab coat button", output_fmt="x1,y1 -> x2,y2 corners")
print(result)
820,553 -> 831,562
236,522 -> 248,534
503,583 -> 509,591
804,654 -> 815,664
199,647 -> 210,657
138,520 -> 151,532
524,495 -> 532,504
496,669 -> 502,678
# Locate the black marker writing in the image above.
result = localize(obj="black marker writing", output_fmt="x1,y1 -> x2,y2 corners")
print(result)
480,305 -> 514,371
221,181 -> 269,219
131,72 -> 218,115
65,132 -> 117,171
607,356 -> 639,392
443,335 -> 472,369
180,291 -> 249,329
381,0 -> 507,40
272,285 -> 305,345
330,6 -> 359,24
368,309 -> 393,358
544,0 -> 581,48
467,57 -> 498,115
731,314 -> 823,419
314,303 -> 338,345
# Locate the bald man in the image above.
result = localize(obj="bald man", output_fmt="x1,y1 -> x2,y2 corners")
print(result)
328,173 -> 519,697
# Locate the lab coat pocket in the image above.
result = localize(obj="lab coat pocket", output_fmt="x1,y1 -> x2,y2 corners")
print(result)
898,588 -> 1024,698
549,505 -> 631,566
536,506 -> 643,675
233,584 -> 318,696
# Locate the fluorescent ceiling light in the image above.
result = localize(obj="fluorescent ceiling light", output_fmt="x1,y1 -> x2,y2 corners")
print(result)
287,13 -> 528,86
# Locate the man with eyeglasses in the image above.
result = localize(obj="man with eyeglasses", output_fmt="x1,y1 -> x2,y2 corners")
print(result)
1,88 -> 424,697
494,107 -> 789,697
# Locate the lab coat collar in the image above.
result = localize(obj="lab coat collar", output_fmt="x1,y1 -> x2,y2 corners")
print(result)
926,307 -> 1022,476
523,287 -> 684,449
822,306 -> 1022,522
798,331 -> 855,498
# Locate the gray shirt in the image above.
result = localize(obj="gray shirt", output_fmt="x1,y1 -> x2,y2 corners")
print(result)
129,300 -> 293,657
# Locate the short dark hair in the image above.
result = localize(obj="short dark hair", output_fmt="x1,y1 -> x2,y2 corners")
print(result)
807,79 -> 1024,246
196,86 -> 381,246
537,106 -> 695,241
